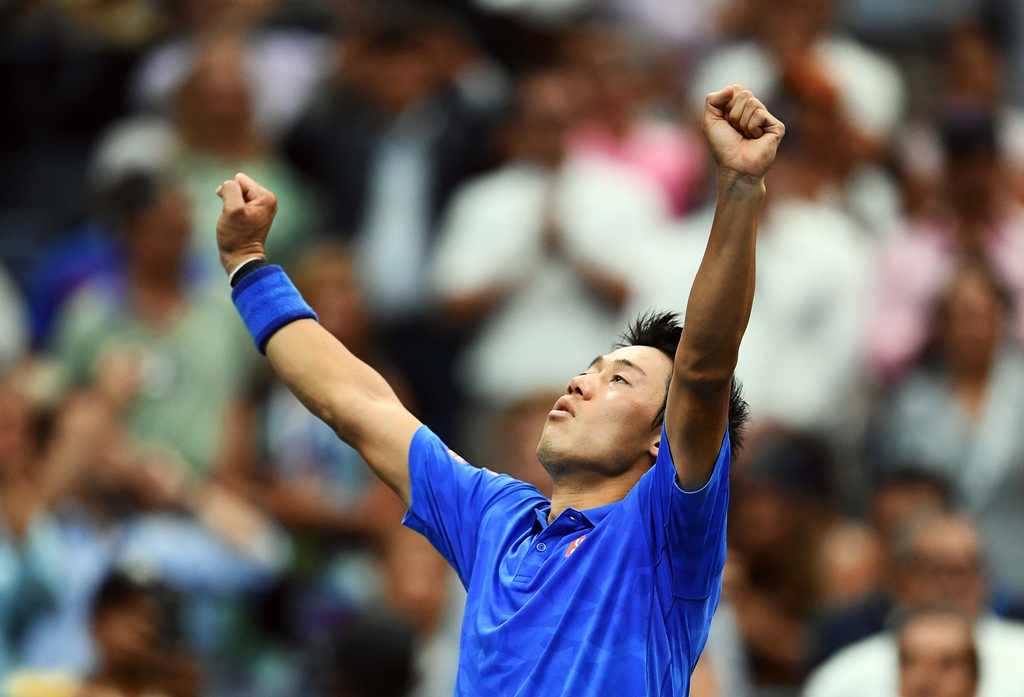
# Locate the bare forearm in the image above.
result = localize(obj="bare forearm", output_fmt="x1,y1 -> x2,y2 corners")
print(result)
265,320 -> 420,503
676,171 -> 764,385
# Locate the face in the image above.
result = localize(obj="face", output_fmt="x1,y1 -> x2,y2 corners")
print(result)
536,345 -> 672,484
126,186 -> 192,270
511,74 -> 580,168
95,594 -> 161,671
899,519 -> 985,619
899,615 -> 977,697
940,265 -> 1002,374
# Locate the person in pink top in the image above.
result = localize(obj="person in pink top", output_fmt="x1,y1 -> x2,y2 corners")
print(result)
869,115 -> 1024,380
564,24 -> 706,217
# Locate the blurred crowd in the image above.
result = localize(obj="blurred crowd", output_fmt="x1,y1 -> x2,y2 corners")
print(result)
2,0 -> 1024,695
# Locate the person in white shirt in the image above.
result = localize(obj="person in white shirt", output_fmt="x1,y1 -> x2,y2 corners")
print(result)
803,514 -> 1024,697
430,69 -> 666,407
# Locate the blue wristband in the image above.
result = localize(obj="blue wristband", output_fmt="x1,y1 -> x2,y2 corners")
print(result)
231,264 -> 317,355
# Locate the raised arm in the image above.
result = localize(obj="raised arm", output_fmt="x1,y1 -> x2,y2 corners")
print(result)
665,86 -> 784,490
216,174 -> 420,505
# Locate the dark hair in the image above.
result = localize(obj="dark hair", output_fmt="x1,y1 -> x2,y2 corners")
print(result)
91,571 -> 150,621
874,467 -> 954,510
941,112 -> 998,160
616,310 -> 749,460
93,171 -> 167,231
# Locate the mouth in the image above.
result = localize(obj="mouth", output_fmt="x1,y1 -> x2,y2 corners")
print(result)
549,396 -> 575,418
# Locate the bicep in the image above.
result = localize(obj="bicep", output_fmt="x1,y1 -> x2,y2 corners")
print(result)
664,376 -> 732,492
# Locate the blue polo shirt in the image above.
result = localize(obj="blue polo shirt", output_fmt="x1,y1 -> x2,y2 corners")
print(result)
402,424 -> 730,696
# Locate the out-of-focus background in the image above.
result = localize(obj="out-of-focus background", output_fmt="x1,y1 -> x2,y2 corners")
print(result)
1,0 -> 1023,695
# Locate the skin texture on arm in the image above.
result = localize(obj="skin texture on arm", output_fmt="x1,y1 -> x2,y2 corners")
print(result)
666,86 -> 785,491
215,174 -> 420,506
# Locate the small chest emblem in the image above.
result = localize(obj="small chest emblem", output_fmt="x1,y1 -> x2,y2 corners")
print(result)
565,535 -> 587,558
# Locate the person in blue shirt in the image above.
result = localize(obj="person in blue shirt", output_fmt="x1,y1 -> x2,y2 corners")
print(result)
213,84 -> 784,695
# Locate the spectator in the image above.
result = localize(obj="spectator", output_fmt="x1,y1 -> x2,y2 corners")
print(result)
52,173 -> 253,478
692,0 -> 905,150
874,259 -> 1024,604
14,377 -> 290,689
898,609 -> 979,697
10,571 -> 199,697
285,6 -> 495,441
564,23 -> 707,216
90,35 -> 322,278
430,68 -> 664,409
727,431 -> 836,687
869,116 -> 1024,379
0,382 -> 65,682
803,514 -> 1024,697
809,469 -> 953,668
129,0 -> 333,142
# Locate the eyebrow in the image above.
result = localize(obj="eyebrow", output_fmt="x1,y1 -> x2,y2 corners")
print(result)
588,356 -> 648,377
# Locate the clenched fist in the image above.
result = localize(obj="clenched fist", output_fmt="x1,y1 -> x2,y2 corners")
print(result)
215,173 -> 277,274
703,85 -> 785,181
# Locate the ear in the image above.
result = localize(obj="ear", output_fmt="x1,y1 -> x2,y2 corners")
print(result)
648,433 -> 660,461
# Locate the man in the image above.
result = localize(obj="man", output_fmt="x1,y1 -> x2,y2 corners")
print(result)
215,84 -> 784,694
898,609 -> 979,697
803,514 -> 1024,697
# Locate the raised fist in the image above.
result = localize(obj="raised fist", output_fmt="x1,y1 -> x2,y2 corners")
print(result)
703,85 -> 786,180
215,172 -> 277,274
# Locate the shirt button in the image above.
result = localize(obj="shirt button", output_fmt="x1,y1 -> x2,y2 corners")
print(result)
536,543 -> 547,552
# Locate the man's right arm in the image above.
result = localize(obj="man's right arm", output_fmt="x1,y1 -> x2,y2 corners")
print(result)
264,319 -> 420,505
216,173 -> 419,506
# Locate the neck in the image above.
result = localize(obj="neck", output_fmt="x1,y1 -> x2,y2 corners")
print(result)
548,468 -> 644,523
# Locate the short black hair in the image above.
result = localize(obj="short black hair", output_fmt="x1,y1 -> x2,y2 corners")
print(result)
91,571 -> 150,622
616,310 -> 749,460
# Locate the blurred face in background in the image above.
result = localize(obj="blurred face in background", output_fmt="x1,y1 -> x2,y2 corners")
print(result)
896,517 -> 986,620
945,27 -> 1002,112
748,0 -> 833,56
294,247 -> 369,350
124,185 -> 192,274
938,263 -> 1004,377
899,613 -> 978,697
508,72 -> 580,169
95,592 -> 161,673
176,38 -> 254,150
346,31 -> 443,115
951,157 -> 1001,222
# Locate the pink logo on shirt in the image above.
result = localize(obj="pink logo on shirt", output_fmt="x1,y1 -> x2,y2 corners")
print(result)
565,535 -> 587,558
446,448 -> 468,465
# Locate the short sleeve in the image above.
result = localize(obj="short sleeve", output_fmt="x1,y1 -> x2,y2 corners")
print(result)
402,426 -> 538,586
631,426 -> 731,600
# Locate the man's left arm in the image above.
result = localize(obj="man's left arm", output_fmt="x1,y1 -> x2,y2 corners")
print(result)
666,85 -> 785,490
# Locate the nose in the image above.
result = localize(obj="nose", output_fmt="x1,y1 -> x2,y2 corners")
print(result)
566,373 -> 593,399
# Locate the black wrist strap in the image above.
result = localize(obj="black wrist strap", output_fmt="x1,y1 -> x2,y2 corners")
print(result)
230,258 -> 270,288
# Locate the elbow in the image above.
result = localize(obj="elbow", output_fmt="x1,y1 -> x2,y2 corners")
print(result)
675,347 -> 739,392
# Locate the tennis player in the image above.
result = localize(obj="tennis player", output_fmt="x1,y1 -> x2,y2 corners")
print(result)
216,84 -> 783,695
